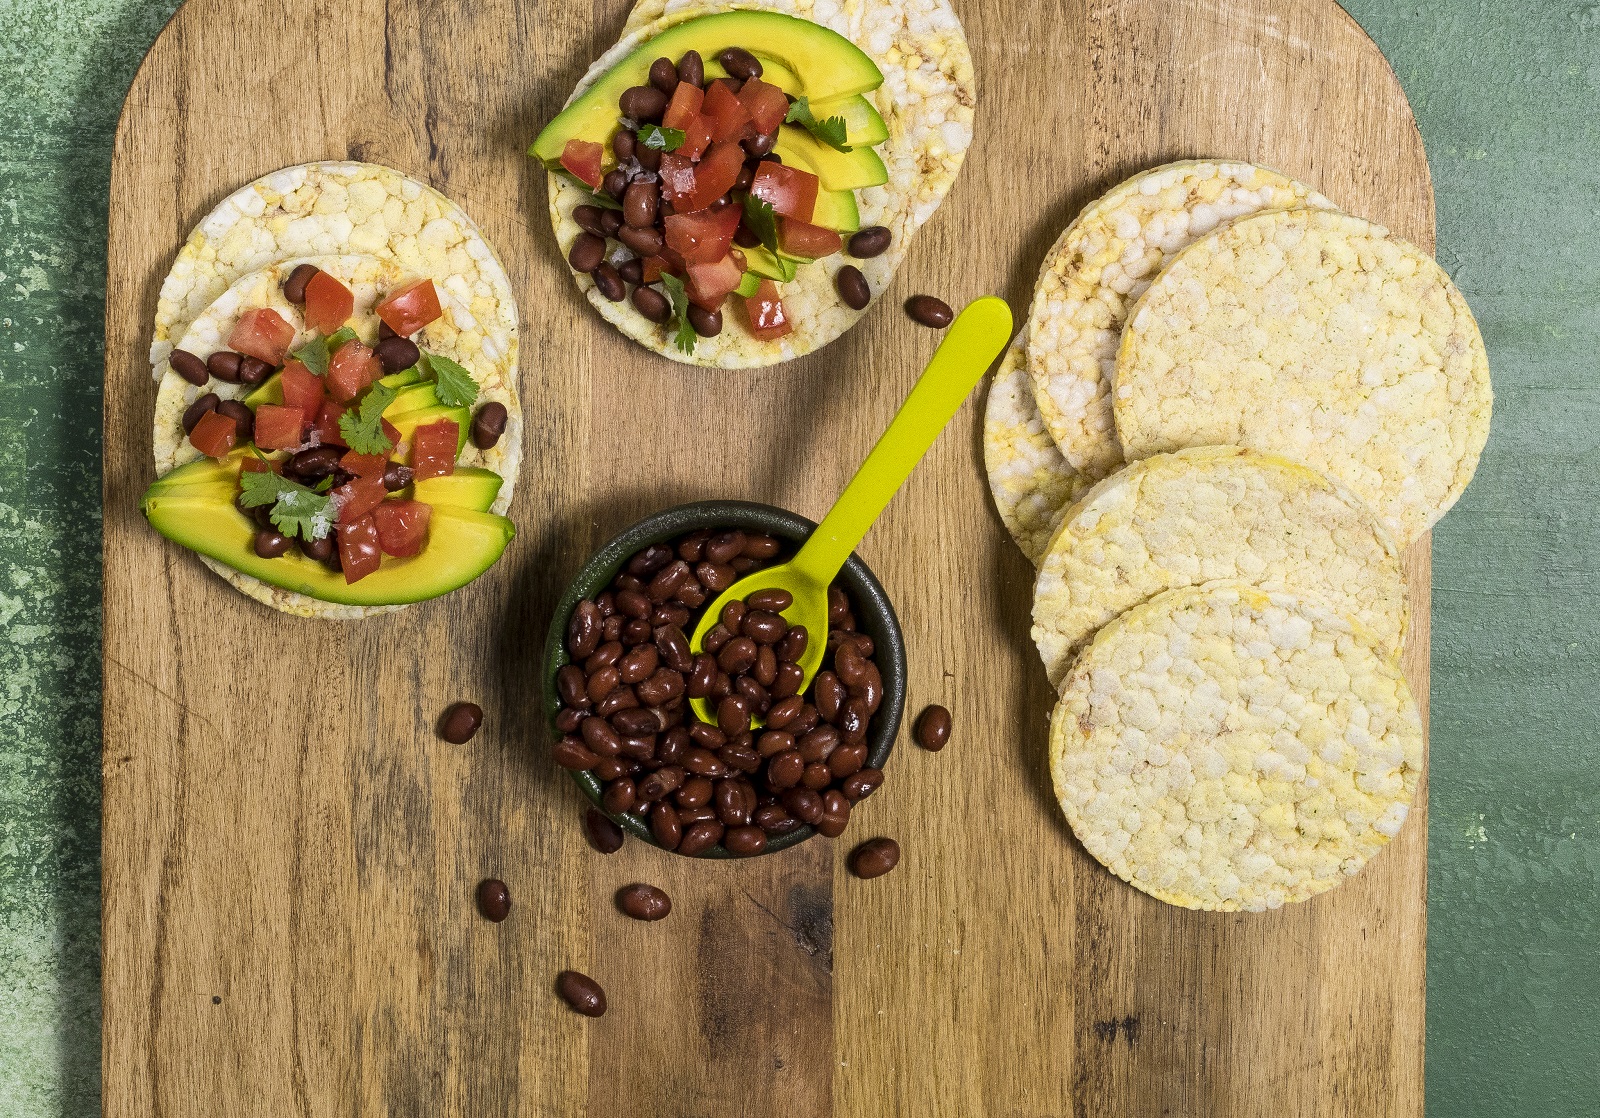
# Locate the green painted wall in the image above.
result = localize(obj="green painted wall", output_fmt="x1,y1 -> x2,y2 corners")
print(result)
0,2 -> 1593,1115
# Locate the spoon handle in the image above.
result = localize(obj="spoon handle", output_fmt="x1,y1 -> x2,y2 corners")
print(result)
791,296 -> 1014,587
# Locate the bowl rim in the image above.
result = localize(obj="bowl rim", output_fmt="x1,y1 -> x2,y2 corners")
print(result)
542,499 -> 906,858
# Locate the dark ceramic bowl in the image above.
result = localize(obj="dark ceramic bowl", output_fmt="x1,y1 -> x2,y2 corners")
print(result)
542,500 -> 906,857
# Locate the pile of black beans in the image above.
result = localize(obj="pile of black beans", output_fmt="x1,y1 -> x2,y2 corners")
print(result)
552,528 -> 888,856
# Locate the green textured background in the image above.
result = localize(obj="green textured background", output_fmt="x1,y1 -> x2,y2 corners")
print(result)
0,1 -> 1595,1115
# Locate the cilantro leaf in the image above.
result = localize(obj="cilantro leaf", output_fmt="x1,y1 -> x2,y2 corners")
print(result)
292,335 -> 330,376
238,468 -> 336,541
338,382 -> 398,454
326,326 -> 359,351
784,97 -> 851,152
741,192 -> 779,254
423,353 -> 480,408
659,273 -> 697,354
637,124 -> 686,152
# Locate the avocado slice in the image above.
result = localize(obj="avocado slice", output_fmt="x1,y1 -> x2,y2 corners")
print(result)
532,11 -> 883,166
735,271 -> 763,298
809,187 -> 861,233
806,93 -> 889,147
743,246 -> 799,282
141,493 -> 515,606
388,403 -> 471,453
243,372 -> 283,409
774,126 -> 888,191
384,381 -> 441,416
379,367 -> 423,390
412,468 -> 503,513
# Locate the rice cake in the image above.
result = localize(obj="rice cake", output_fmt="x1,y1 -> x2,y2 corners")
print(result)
1031,445 -> 1405,686
983,338 -> 1090,565
150,161 -> 518,387
1050,582 -> 1423,912
1113,208 -> 1492,547
549,0 -> 974,367
1026,161 -> 1334,479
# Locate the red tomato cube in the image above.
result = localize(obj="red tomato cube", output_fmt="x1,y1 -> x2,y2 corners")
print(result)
325,339 -> 383,403
702,79 -> 753,142
373,499 -> 432,557
744,279 -> 793,342
315,401 -> 348,448
737,77 -> 789,135
339,450 -> 387,478
280,359 -> 326,426
559,138 -> 605,189
375,279 -> 443,338
188,410 -> 238,458
662,82 -> 704,130
750,162 -> 819,223
336,516 -> 383,583
679,112 -> 715,161
381,418 -> 401,449
664,205 -> 742,265
332,475 -> 388,523
227,308 -> 295,366
658,153 -> 698,210
685,253 -> 744,311
777,216 -> 844,260
253,404 -> 305,451
410,419 -> 459,480
303,270 -> 354,334
682,141 -> 745,212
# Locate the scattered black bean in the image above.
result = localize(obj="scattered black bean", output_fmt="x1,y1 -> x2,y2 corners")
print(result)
477,878 -> 512,921
440,701 -> 483,744
905,294 -> 954,328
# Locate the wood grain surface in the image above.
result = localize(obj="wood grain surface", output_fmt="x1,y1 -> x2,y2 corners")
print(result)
101,0 -> 1434,1114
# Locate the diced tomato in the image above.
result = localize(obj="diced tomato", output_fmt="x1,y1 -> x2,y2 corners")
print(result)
662,82 -> 704,130
325,339 -> 384,403
227,308 -> 295,366
778,217 -> 844,259
664,205 -> 743,265
750,161 -> 819,223
374,279 -> 443,338
303,271 -> 354,334
679,112 -> 715,162
339,450 -> 388,478
681,141 -> 745,212
685,253 -> 744,311
658,153 -> 698,210
240,456 -> 273,475
279,359 -> 326,426
744,279 -> 793,342
641,255 -> 673,283
315,400 -> 349,448
336,516 -> 382,583
381,418 -> 401,448
559,138 -> 604,189
410,419 -> 458,481
332,475 -> 387,523
373,499 -> 432,557
189,410 -> 238,458
253,404 -> 305,451
702,78 -> 753,142
736,77 -> 789,135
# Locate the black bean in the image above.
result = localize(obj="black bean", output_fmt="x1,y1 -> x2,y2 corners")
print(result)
617,882 -> 672,921
741,130 -> 776,158
573,204 -> 609,238
677,50 -> 704,87
253,529 -> 290,558
381,463 -> 413,492
182,392 -> 220,434
722,824 -> 767,857
287,445 -> 342,482
619,85 -> 668,122
440,701 -> 483,744
618,258 -> 644,286
206,350 -> 243,383
623,181 -> 659,228
618,223 -> 665,257
847,226 -> 892,258
471,402 -> 508,449
648,56 -> 680,95
584,807 -> 625,854
905,294 -> 954,328
600,208 -> 624,236
282,263 -> 318,303
215,400 -> 253,440
477,878 -> 512,921
170,348 -> 210,386
632,286 -> 672,323
556,971 -> 606,1017
237,356 -> 272,385
687,305 -> 723,337
836,265 -> 870,310
569,232 -> 606,274
592,262 -> 626,302
916,704 -> 952,751
718,47 -> 763,80
849,837 -> 900,879
374,335 -> 420,372
300,535 -> 334,562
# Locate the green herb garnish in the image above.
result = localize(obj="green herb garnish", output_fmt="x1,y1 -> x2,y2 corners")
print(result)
741,192 -> 780,254
785,97 -> 851,152
422,353 -> 480,408
659,273 -> 696,354
636,124 -> 686,152
238,466 -> 336,541
326,326 -> 359,351
291,335 -> 330,376
337,382 -> 398,454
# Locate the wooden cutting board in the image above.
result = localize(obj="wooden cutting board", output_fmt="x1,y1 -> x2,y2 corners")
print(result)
102,0 -> 1433,1114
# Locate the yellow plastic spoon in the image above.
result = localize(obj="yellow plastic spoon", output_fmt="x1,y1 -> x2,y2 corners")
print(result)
690,296 -> 1014,726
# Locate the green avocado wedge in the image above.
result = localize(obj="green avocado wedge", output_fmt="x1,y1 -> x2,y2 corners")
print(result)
531,11 -> 883,166
411,468 -> 503,513
773,126 -> 888,191
806,93 -> 889,147
141,493 -> 515,607
809,187 -> 861,233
